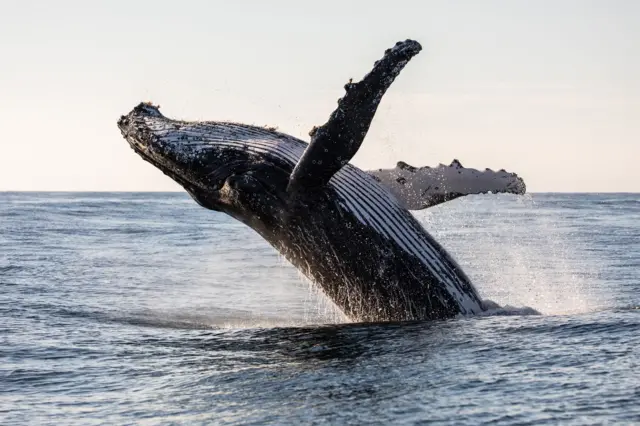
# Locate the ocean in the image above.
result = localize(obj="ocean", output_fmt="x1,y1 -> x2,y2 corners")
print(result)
1,192 -> 638,425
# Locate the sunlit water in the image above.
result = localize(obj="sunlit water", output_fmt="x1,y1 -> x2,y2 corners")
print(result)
1,192 -> 638,425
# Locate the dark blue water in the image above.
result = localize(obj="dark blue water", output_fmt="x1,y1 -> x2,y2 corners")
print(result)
1,192 -> 639,424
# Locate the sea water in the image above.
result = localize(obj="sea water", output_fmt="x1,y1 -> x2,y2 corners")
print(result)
1,192 -> 638,424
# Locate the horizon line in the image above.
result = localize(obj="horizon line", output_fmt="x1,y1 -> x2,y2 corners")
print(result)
1,190 -> 639,195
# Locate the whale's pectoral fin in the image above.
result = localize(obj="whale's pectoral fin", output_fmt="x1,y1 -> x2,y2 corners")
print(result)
367,159 -> 527,209
287,40 -> 423,194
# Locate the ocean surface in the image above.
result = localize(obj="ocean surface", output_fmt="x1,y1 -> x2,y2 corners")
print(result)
1,192 -> 638,425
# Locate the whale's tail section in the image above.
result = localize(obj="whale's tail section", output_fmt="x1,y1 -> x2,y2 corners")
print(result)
287,40 -> 422,194
368,159 -> 526,209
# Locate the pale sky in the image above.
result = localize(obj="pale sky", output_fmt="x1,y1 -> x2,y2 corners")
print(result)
1,0 -> 638,192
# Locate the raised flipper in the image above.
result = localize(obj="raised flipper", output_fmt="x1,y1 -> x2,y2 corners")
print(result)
368,159 -> 526,210
287,40 -> 423,194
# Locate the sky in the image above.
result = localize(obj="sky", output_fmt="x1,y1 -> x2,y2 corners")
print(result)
1,0 -> 638,192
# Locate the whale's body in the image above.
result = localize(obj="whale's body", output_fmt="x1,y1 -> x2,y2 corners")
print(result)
118,40 -> 525,321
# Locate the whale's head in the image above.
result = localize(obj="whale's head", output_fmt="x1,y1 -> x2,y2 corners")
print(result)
118,103 -> 293,217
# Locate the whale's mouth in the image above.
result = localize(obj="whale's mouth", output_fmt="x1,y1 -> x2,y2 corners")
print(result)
118,103 -> 232,211
128,134 -> 194,189
118,120 -> 191,190
118,103 -> 226,208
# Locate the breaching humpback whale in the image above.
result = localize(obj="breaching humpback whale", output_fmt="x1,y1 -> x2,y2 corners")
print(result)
118,40 -> 526,322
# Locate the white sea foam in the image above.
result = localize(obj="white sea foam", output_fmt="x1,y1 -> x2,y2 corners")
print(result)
417,194 -> 605,316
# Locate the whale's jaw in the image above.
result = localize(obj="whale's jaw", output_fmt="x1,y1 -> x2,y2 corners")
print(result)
117,103 -> 236,210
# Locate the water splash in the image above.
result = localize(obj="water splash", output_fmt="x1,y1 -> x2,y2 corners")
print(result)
418,194 -> 605,316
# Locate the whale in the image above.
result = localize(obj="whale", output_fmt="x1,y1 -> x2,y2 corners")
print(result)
117,40 -> 526,322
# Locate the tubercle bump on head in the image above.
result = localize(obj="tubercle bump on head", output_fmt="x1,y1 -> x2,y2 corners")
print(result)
132,101 -> 163,118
